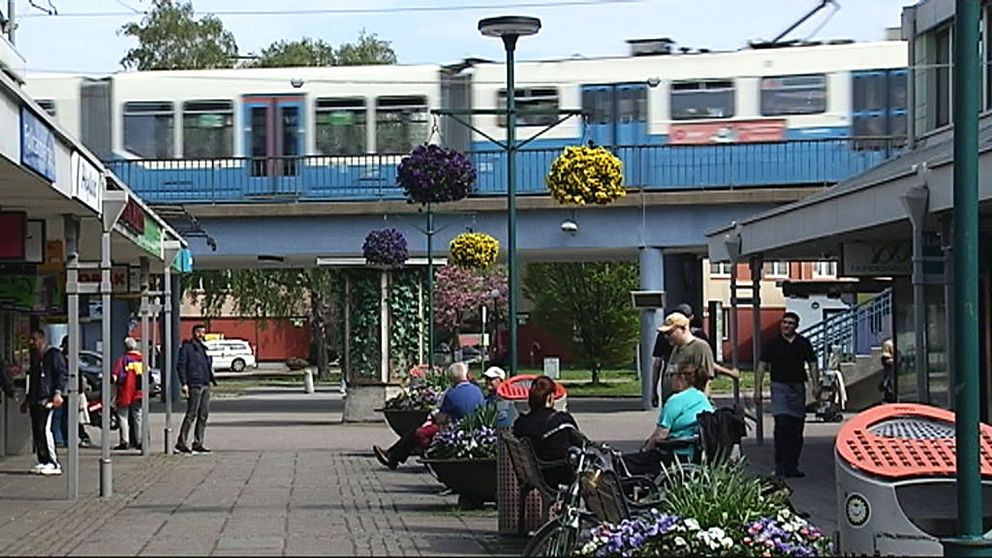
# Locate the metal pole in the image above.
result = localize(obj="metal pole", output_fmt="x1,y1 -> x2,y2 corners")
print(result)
504,35 -> 519,375
163,267 -> 174,455
99,230 -> 113,498
729,259 -> 740,400
139,258 -> 150,455
912,221 -> 929,404
6,0 -> 14,44
426,202 -> 434,368
943,1 -> 990,554
64,218 -> 79,500
750,257 -> 764,445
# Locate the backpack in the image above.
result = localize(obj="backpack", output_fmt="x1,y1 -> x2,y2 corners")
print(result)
697,406 -> 748,462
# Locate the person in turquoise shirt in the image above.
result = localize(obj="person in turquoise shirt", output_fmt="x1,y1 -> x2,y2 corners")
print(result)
624,363 -> 713,477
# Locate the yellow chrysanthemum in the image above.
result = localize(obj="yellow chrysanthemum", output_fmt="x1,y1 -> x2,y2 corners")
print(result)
545,145 -> 626,206
449,232 -> 499,269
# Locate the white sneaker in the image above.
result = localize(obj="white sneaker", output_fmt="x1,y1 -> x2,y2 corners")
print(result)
30,463 -> 46,474
39,463 -> 62,476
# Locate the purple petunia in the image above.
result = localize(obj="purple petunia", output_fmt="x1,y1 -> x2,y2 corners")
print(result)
363,228 -> 409,267
397,144 -> 477,205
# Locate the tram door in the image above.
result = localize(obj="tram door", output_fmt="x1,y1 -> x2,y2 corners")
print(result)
243,95 -> 305,195
580,83 -> 648,147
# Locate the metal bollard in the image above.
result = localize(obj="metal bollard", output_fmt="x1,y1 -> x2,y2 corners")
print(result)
304,368 -> 315,394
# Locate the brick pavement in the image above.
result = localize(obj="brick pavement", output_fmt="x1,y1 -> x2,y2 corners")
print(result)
0,390 -> 843,556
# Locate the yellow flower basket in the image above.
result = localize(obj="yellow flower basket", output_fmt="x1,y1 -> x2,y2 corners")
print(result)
449,232 -> 499,270
546,145 -> 626,205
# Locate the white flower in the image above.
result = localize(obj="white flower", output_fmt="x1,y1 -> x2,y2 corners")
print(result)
721,537 -> 734,548
683,518 -> 700,531
674,536 -> 687,547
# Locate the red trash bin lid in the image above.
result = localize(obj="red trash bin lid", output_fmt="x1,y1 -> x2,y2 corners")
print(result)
495,374 -> 567,401
835,403 -> 992,480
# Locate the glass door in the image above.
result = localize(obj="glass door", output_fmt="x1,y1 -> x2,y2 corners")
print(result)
242,95 -> 305,196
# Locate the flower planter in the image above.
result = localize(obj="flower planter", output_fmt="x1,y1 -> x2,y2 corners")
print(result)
379,408 -> 431,437
420,457 -> 497,509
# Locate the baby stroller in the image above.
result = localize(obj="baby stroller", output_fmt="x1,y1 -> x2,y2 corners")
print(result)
809,347 -> 846,423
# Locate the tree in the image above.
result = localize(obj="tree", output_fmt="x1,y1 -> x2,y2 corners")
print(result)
252,30 -> 397,68
119,0 -> 239,70
253,37 -> 338,68
185,268 -> 338,379
523,262 -> 640,384
433,266 -> 507,356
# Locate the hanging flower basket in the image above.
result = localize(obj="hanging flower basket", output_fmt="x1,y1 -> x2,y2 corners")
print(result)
449,232 -> 499,270
397,144 -> 477,205
546,145 -> 626,205
363,228 -> 409,267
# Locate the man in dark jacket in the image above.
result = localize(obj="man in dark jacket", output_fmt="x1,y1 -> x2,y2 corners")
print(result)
175,324 -> 215,454
22,329 -> 66,475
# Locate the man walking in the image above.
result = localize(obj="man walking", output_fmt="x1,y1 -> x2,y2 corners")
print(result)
652,304 -> 737,405
112,337 -> 144,450
176,324 -> 215,455
22,329 -> 66,476
754,312 -> 818,479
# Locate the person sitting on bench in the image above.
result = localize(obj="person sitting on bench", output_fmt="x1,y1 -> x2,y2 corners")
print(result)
512,375 -> 585,487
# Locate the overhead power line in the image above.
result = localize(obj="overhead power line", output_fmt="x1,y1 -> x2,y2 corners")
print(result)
19,0 -> 647,18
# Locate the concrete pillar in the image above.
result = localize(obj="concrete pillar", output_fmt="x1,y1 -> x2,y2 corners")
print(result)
639,247 -> 663,411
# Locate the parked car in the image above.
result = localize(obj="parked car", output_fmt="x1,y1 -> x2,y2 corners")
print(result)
77,350 -> 161,397
204,339 -> 257,372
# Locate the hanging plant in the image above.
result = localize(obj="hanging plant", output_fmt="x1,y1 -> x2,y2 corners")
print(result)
397,144 -> 477,205
362,228 -> 409,268
449,232 -> 499,270
546,145 -> 625,205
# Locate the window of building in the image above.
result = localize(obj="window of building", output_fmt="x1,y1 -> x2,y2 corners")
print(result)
497,87 -> 559,127
760,74 -> 827,116
124,102 -> 174,158
852,69 -> 907,149
35,100 -> 56,117
670,80 -> 735,120
375,96 -> 428,153
316,98 -> 366,156
813,261 -> 837,278
932,26 -> 952,129
767,261 -> 790,277
710,261 -> 732,277
182,101 -> 233,159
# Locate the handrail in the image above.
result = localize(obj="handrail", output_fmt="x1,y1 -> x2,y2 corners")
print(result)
801,288 -> 893,370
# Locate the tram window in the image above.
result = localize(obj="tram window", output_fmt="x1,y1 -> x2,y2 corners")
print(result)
670,80 -> 735,120
760,74 -> 827,116
853,74 -> 887,112
375,96 -> 428,153
182,100 -> 233,159
618,87 -> 646,123
124,101 -> 174,158
36,100 -> 57,117
581,89 -> 611,125
497,87 -> 559,127
316,98 -> 366,156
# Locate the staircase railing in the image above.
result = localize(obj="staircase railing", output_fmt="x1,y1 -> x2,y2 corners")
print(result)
799,288 -> 893,371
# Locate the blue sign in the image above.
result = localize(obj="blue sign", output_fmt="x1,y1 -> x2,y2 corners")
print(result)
20,107 -> 56,182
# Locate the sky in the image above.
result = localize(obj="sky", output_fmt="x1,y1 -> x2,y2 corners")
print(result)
9,0 -> 914,75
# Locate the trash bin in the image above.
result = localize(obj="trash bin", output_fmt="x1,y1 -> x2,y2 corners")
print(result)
495,374 -> 567,536
835,403 -> 992,556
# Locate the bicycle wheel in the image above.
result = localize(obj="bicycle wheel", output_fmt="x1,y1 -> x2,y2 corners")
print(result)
522,520 -> 577,557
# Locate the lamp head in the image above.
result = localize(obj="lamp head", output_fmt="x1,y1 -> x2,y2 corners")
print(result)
290,78 -> 305,89
478,16 -> 541,39
560,219 -> 578,234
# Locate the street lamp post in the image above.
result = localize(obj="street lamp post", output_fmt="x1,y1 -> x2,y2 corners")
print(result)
479,15 -> 541,375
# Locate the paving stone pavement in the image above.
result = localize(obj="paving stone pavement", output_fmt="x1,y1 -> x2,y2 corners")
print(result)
0,389 -> 843,556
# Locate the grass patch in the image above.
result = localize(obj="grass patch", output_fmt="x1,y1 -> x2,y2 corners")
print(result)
212,373 -> 342,397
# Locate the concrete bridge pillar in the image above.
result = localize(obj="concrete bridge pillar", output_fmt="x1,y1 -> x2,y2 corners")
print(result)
639,247 -> 664,410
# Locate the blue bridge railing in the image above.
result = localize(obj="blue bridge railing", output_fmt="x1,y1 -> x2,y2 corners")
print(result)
800,288 -> 894,371
106,138 -> 902,204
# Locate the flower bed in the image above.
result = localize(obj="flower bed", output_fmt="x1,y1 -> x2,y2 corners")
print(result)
426,403 -> 498,459
363,228 -> 409,267
397,144 -> 477,205
449,232 -> 499,270
546,145 -> 625,205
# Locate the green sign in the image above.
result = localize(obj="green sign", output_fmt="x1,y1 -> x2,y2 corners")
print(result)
197,114 -> 226,128
0,274 -> 62,312
135,217 -> 162,257
318,111 -> 354,126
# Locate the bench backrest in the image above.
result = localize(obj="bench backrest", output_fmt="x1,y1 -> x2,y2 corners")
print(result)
501,431 -> 554,496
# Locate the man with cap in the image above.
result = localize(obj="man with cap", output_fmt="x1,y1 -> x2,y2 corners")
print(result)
652,304 -> 738,405
482,366 -> 518,427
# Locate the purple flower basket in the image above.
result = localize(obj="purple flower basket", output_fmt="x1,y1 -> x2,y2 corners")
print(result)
397,144 -> 477,205
363,228 -> 409,267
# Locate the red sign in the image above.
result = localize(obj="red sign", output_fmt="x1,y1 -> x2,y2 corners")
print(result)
121,199 -> 145,235
0,212 -> 27,260
668,119 -> 787,145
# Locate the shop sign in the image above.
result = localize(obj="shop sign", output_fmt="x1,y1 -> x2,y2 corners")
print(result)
20,107 -> 56,182
137,218 -> 162,257
0,274 -> 62,313
78,266 -> 130,294
668,119 -> 786,145
71,152 -> 104,214
841,235 -> 944,277
120,199 -> 145,236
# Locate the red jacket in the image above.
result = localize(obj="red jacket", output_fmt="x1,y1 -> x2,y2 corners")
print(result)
113,350 -> 144,407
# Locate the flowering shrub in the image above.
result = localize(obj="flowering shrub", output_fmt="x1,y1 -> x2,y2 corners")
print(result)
384,365 -> 447,410
449,232 -> 499,270
363,228 -> 409,267
426,403 -> 498,459
546,145 -> 625,205
397,144 -> 477,205
578,509 -> 831,557
433,265 -> 507,330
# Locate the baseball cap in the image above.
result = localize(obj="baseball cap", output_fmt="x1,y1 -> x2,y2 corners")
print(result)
674,303 -> 693,317
658,312 -> 690,333
483,367 -> 506,380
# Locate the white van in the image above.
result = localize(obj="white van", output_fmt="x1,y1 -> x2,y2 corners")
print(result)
204,339 -> 257,372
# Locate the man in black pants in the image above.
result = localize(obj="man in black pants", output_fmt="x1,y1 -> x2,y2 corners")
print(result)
754,312 -> 818,479
176,324 -> 216,454
22,329 -> 67,476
